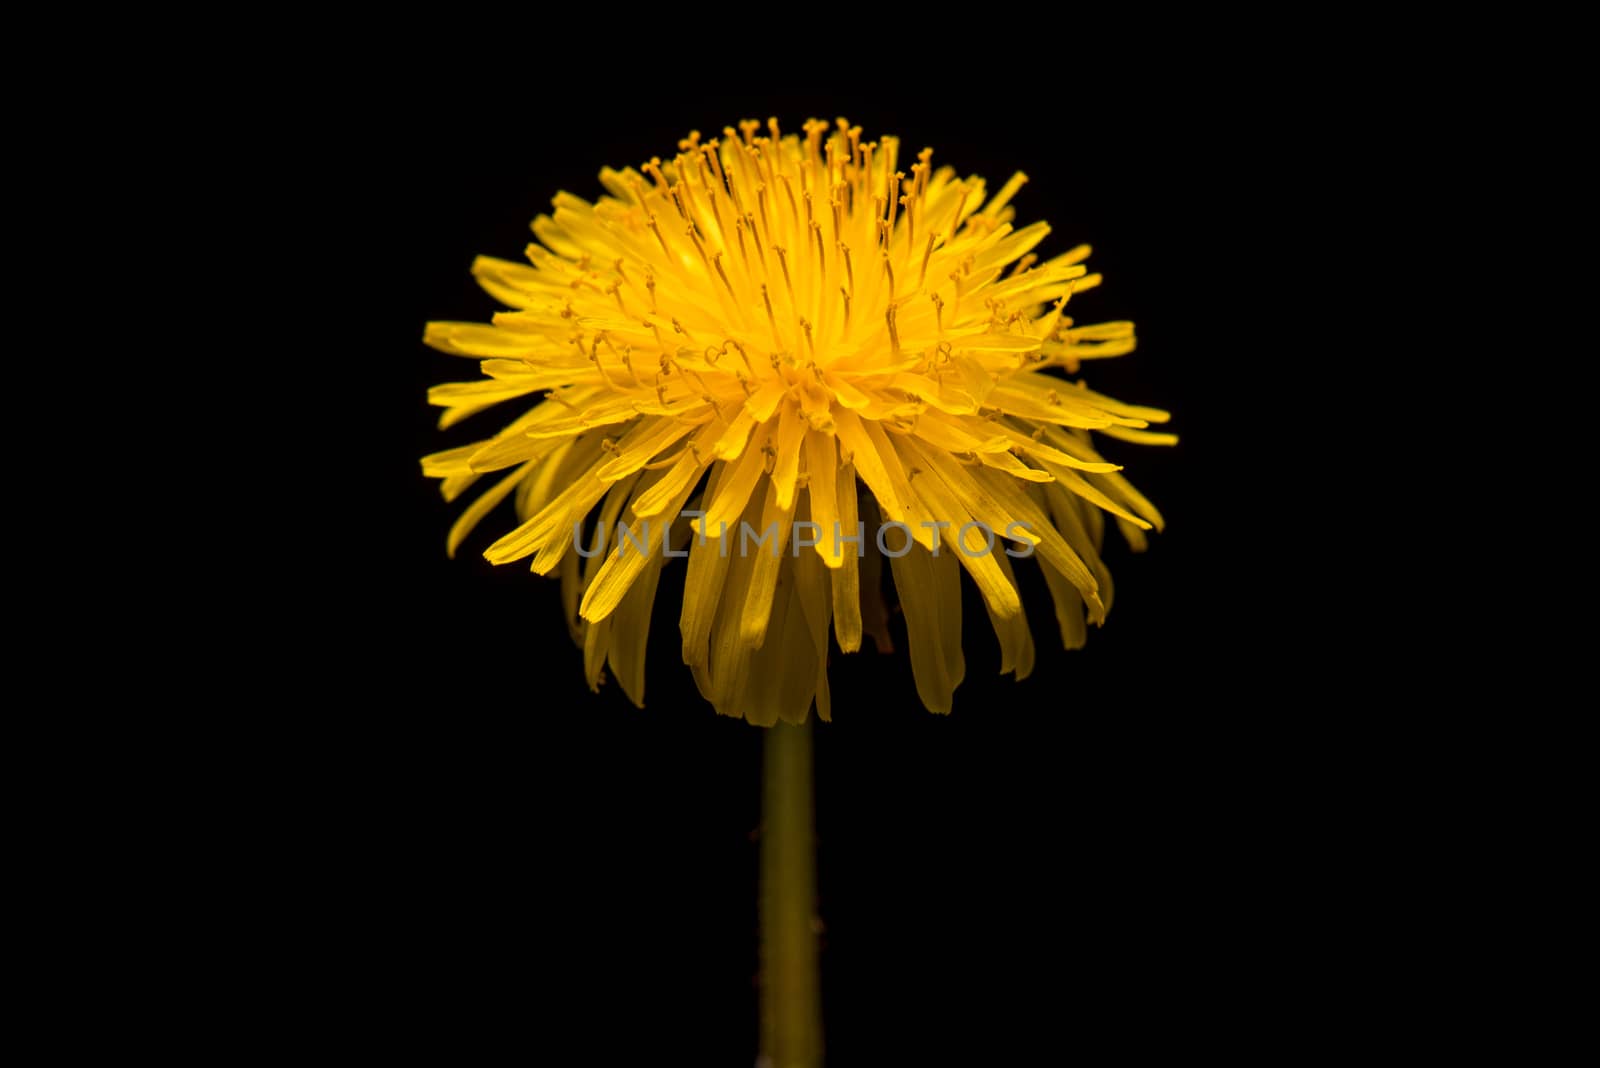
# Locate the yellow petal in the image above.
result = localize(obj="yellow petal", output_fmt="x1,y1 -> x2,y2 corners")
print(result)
515,436 -> 585,521
790,522 -> 835,722
888,545 -> 960,714
856,493 -> 895,655
680,464 -> 734,667
467,424 -> 567,474
607,539 -> 669,708
829,464 -> 863,653
485,469 -> 607,568
581,474 -> 642,588
803,429 -> 842,568
701,421 -> 772,533
595,417 -> 698,482
965,465 -> 1105,622
833,410 -> 931,549
975,447 -> 1052,483
421,443 -> 479,479
447,461 -> 531,559
1098,425 -> 1179,446
469,256 -> 567,308
743,377 -> 788,422
423,321 -> 570,359
986,549 -> 1035,679
769,563 -> 822,724
740,480 -> 793,647
706,494 -> 762,715
898,437 -> 1022,621
770,399 -> 805,511
1043,482 -> 1114,617
1038,552 -> 1087,650
1038,463 -> 1153,531
1041,427 -> 1167,530
988,422 -> 1122,473
579,467 -> 701,624
559,546 -> 583,647
712,408 -> 759,460
583,610 -> 612,691
428,378 -> 550,429
930,544 -> 966,692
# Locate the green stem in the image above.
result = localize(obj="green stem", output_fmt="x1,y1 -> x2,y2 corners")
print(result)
760,721 -> 822,1067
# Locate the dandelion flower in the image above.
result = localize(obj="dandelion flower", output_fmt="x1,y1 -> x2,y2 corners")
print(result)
423,118 -> 1172,724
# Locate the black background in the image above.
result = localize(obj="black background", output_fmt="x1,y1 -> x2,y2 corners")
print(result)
295,72 -> 1319,1062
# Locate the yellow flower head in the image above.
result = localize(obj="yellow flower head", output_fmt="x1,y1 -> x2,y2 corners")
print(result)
423,118 -> 1172,724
